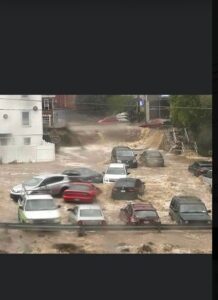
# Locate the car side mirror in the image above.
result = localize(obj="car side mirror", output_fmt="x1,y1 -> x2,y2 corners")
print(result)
207,210 -> 211,213
18,199 -> 23,207
57,205 -> 61,208
127,172 -> 130,175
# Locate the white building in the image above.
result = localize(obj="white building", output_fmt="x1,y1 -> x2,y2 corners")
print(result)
0,95 -> 55,163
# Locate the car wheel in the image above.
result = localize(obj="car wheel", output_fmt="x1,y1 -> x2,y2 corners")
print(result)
59,187 -> 68,197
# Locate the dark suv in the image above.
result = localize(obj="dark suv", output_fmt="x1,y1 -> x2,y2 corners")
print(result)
169,196 -> 211,225
111,146 -> 138,168
188,161 -> 212,177
139,150 -> 164,167
111,178 -> 145,200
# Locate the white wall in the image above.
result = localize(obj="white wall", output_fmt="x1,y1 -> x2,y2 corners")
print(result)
0,143 -> 55,163
0,95 -> 43,144
0,95 -> 55,163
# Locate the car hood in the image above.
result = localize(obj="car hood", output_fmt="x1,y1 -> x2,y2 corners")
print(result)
24,210 -> 60,219
180,212 -> 211,221
12,184 -> 33,193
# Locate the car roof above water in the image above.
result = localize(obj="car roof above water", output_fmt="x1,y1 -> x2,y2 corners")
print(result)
113,146 -> 131,151
172,196 -> 203,204
193,161 -> 212,165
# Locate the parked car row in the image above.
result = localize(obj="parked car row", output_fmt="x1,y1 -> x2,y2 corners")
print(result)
17,191 -> 211,226
10,146 -> 212,227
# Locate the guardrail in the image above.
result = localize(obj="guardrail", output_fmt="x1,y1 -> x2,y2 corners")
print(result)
0,223 -> 212,232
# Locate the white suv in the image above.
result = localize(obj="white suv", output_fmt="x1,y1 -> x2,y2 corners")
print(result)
18,194 -> 61,224
103,163 -> 128,183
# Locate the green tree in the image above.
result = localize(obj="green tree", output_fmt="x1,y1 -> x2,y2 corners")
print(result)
170,95 -> 212,155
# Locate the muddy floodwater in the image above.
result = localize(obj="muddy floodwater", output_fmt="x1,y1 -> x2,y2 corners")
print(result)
0,126 -> 212,253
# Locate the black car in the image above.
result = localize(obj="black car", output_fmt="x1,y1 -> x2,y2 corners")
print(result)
169,196 -> 211,225
111,178 -> 145,200
139,150 -> 164,167
111,146 -> 138,168
62,167 -> 103,183
188,161 -> 212,177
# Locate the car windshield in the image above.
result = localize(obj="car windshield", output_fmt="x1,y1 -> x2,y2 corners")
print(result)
69,185 -> 91,191
80,209 -> 102,217
117,150 -> 134,157
106,168 -> 126,175
134,210 -> 158,218
23,177 -> 42,187
25,199 -> 56,211
179,204 -> 207,213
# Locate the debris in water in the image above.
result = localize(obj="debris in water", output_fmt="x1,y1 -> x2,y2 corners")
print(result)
53,243 -> 86,254
137,244 -> 153,253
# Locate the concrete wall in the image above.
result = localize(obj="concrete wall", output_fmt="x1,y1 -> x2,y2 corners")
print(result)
0,142 -> 55,164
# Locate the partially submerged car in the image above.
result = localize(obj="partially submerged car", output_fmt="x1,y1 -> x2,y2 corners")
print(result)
18,194 -> 61,224
188,161 -> 212,177
119,202 -> 161,225
202,170 -> 212,189
169,196 -> 211,225
68,204 -> 106,225
103,163 -> 129,183
10,174 -> 72,201
139,118 -> 171,128
63,182 -> 101,203
62,167 -> 103,183
111,178 -> 145,200
111,146 -> 138,168
139,150 -> 164,167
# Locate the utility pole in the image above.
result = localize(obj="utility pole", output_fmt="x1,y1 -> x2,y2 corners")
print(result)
145,95 -> 150,122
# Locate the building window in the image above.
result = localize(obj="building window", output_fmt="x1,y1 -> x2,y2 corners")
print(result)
43,115 -> 51,127
24,137 -> 31,145
44,99 -> 50,110
22,111 -> 30,126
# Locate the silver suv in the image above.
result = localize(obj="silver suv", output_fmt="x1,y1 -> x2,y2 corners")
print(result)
18,194 -> 61,224
10,174 -> 72,201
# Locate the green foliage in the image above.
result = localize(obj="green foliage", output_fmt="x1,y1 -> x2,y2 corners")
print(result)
105,95 -> 136,114
170,95 -> 212,155
75,95 -> 136,115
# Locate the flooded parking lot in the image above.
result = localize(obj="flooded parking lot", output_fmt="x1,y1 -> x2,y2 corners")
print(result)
0,126 -> 212,253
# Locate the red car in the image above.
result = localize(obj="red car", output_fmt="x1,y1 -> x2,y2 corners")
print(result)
119,202 -> 161,225
139,118 -> 171,128
63,183 -> 101,203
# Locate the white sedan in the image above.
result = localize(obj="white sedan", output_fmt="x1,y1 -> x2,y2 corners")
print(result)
68,204 -> 106,225
103,163 -> 129,183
